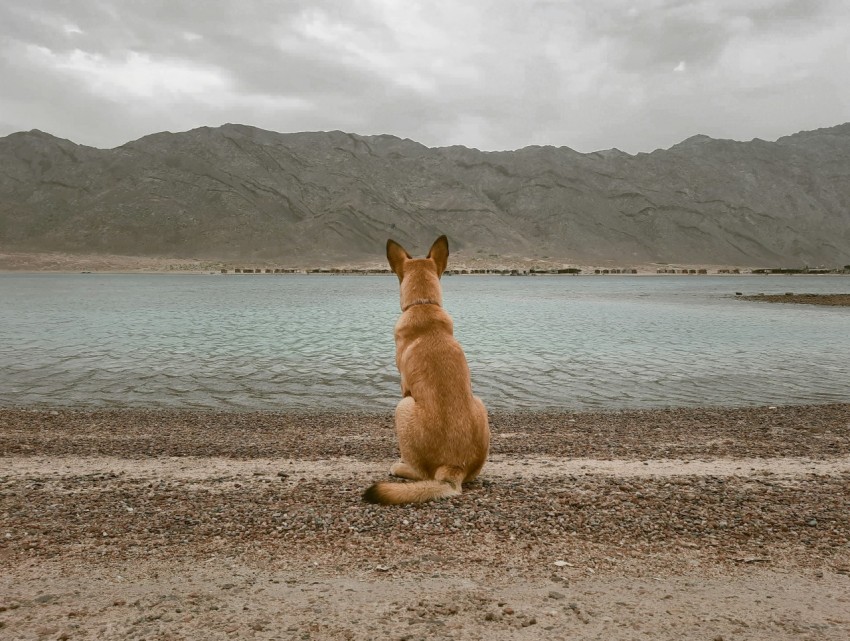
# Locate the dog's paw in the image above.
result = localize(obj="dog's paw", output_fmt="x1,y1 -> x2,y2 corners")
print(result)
389,461 -> 422,480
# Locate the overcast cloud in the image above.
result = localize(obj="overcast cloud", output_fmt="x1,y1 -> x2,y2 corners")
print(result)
1,0 -> 848,153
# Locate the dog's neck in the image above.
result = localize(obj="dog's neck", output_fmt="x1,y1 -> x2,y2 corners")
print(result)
402,298 -> 441,312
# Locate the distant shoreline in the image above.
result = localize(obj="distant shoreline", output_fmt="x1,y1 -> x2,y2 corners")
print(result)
738,293 -> 850,306
2,250 -> 848,276
3,268 -> 849,277
3,266 -> 850,277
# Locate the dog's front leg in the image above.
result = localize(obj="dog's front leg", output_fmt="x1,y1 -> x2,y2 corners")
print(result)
399,373 -> 412,397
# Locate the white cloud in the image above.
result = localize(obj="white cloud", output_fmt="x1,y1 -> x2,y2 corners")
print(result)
287,4 -> 485,96
293,8 -> 435,94
25,45 -> 227,101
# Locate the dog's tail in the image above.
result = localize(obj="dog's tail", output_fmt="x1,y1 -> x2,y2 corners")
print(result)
362,466 -> 464,505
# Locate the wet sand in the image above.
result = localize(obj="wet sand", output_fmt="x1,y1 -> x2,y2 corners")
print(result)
2,404 -> 849,640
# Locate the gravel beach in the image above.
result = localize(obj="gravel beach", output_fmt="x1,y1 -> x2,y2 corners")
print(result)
2,404 -> 849,640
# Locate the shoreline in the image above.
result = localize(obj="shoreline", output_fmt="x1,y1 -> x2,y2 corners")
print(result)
738,293 -> 850,306
4,403 -> 850,459
2,250 -> 848,276
4,268 -> 850,278
3,403 -> 849,639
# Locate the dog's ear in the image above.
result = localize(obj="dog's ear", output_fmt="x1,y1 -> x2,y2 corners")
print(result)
386,239 -> 411,279
427,235 -> 449,277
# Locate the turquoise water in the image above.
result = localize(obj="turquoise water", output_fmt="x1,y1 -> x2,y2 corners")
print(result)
1,273 -> 848,411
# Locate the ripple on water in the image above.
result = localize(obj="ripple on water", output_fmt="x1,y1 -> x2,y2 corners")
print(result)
1,273 -> 849,411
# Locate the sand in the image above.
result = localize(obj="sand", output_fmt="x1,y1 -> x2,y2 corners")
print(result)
2,404 -> 849,640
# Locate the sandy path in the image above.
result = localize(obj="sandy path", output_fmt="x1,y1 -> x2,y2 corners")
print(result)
4,560 -> 849,641
5,453 -> 850,481
2,404 -> 850,640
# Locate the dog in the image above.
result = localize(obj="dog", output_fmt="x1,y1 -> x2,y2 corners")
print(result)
362,235 -> 490,505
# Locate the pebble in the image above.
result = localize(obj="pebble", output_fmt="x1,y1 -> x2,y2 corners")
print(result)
36,626 -> 59,636
34,594 -> 58,605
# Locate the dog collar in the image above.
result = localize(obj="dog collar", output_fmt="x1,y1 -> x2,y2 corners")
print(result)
402,299 -> 441,312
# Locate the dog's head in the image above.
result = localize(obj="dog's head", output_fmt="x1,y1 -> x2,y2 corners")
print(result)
386,235 -> 449,311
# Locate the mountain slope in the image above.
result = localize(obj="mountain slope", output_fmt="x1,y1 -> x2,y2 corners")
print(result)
1,123 -> 849,266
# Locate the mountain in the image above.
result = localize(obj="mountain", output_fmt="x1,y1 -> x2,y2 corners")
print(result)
2,123 -> 849,267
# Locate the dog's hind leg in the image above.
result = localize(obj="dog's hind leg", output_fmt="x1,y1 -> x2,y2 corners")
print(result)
434,465 -> 465,495
389,461 -> 424,480
463,396 -> 490,483
394,395 -> 427,477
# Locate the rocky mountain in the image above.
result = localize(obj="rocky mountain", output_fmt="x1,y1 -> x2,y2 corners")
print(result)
1,122 -> 849,267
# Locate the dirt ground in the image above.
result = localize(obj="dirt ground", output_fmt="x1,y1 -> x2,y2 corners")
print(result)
2,404 -> 849,640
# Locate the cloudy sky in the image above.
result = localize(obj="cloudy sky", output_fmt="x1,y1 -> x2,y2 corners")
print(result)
1,0 -> 848,153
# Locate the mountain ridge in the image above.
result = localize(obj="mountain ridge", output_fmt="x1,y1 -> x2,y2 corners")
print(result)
1,123 -> 849,267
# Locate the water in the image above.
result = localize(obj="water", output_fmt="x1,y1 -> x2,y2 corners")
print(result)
1,273 -> 848,411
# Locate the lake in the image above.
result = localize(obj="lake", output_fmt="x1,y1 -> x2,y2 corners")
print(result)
1,273 -> 848,411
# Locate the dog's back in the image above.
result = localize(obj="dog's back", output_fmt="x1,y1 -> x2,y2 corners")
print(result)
363,236 -> 489,505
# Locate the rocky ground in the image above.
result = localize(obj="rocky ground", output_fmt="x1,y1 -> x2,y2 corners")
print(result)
2,404 -> 850,640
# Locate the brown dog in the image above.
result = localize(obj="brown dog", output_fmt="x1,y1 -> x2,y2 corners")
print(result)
363,235 -> 490,505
